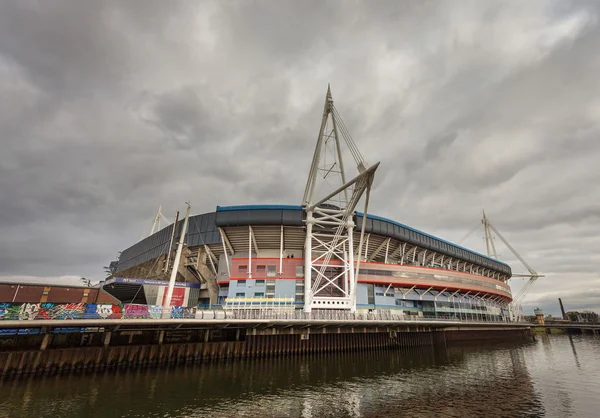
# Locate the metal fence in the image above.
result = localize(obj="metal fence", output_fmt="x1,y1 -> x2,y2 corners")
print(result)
194,308 -> 512,323
0,302 -> 517,323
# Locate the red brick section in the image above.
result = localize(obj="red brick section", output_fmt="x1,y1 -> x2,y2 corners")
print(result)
0,284 -> 120,304
230,257 -> 304,281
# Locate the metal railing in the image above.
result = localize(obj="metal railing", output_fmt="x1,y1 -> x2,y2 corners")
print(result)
194,308 -> 513,323
0,302 -> 521,324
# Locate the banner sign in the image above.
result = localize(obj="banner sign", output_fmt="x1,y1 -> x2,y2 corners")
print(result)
104,277 -> 201,288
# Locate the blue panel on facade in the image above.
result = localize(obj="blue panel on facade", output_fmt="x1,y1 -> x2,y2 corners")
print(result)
116,212 -> 219,273
282,209 -> 304,226
356,283 -> 369,305
275,280 -> 296,298
215,207 -> 303,227
216,205 -> 303,212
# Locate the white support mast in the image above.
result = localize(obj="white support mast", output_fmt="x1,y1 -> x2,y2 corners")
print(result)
303,85 -> 379,313
482,210 -> 498,259
163,211 -> 180,274
469,211 -> 544,321
144,205 -> 172,238
162,202 -> 191,316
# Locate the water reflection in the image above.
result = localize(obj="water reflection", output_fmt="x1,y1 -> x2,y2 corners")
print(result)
568,334 -> 581,369
0,335 -> 599,417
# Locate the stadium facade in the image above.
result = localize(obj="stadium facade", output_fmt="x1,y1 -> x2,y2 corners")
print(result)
108,87 -> 514,321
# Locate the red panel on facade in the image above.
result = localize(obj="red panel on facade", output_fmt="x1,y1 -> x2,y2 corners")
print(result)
162,287 -> 186,306
231,258 -> 305,280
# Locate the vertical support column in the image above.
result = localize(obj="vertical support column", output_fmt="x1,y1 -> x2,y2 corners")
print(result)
384,238 -> 390,264
279,225 -> 284,277
400,243 -> 406,265
304,211 -> 313,313
103,331 -> 112,348
248,226 -> 253,280
219,228 -> 232,279
348,222 -> 356,313
164,203 -> 191,312
40,333 -> 51,351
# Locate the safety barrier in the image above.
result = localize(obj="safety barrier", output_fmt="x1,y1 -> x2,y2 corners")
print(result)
0,302 -> 513,323
221,309 -> 510,323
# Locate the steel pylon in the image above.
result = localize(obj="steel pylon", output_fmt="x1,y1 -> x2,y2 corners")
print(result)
302,86 -> 379,312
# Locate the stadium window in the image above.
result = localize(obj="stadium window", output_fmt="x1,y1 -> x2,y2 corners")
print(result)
296,266 -> 304,278
256,265 -> 266,273
235,292 -> 245,297
237,280 -> 246,286
375,292 -> 385,297
267,265 -> 277,277
254,292 -> 265,297
238,265 -> 248,273
255,280 -> 265,286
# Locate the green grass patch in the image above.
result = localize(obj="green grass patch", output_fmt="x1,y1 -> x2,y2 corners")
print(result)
532,327 -> 566,334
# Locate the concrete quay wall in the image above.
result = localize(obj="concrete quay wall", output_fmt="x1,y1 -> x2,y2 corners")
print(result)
0,322 -> 532,379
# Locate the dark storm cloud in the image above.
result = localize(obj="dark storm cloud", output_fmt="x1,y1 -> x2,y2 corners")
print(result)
0,0 -> 599,313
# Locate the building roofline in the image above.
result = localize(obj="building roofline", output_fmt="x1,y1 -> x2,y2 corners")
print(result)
356,211 -> 510,268
214,204 -> 509,268
0,281 -> 99,290
216,204 -> 303,212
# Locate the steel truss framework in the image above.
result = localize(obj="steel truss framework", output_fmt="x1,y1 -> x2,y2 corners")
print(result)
362,236 -> 510,281
302,86 -> 379,312
204,224 -> 510,284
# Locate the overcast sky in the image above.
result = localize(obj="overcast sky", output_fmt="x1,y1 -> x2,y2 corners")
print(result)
1,1 -> 599,316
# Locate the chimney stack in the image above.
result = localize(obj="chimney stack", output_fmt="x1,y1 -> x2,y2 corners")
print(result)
558,298 -> 567,320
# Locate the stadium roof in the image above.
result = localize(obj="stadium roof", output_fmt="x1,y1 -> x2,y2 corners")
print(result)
117,204 -> 510,274
216,204 -> 509,268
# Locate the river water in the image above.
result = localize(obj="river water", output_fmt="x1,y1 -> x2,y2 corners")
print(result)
0,334 -> 598,417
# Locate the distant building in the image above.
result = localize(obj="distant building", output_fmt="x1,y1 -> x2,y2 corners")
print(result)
534,308 -> 545,325
565,311 -> 599,323
0,282 -> 119,304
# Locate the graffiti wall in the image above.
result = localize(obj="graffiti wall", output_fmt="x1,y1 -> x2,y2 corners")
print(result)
0,302 -> 196,321
170,306 -> 197,319
0,302 -> 123,320
123,304 -> 163,319
0,303 -> 195,320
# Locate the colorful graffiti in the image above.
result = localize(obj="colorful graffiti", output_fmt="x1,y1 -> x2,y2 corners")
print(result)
0,302 -> 198,321
85,304 -> 122,319
123,304 -> 163,319
0,302 -> 124,320
171,306 -> 197,319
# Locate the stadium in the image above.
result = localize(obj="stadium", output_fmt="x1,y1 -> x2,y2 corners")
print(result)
107,87 -> 514,321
